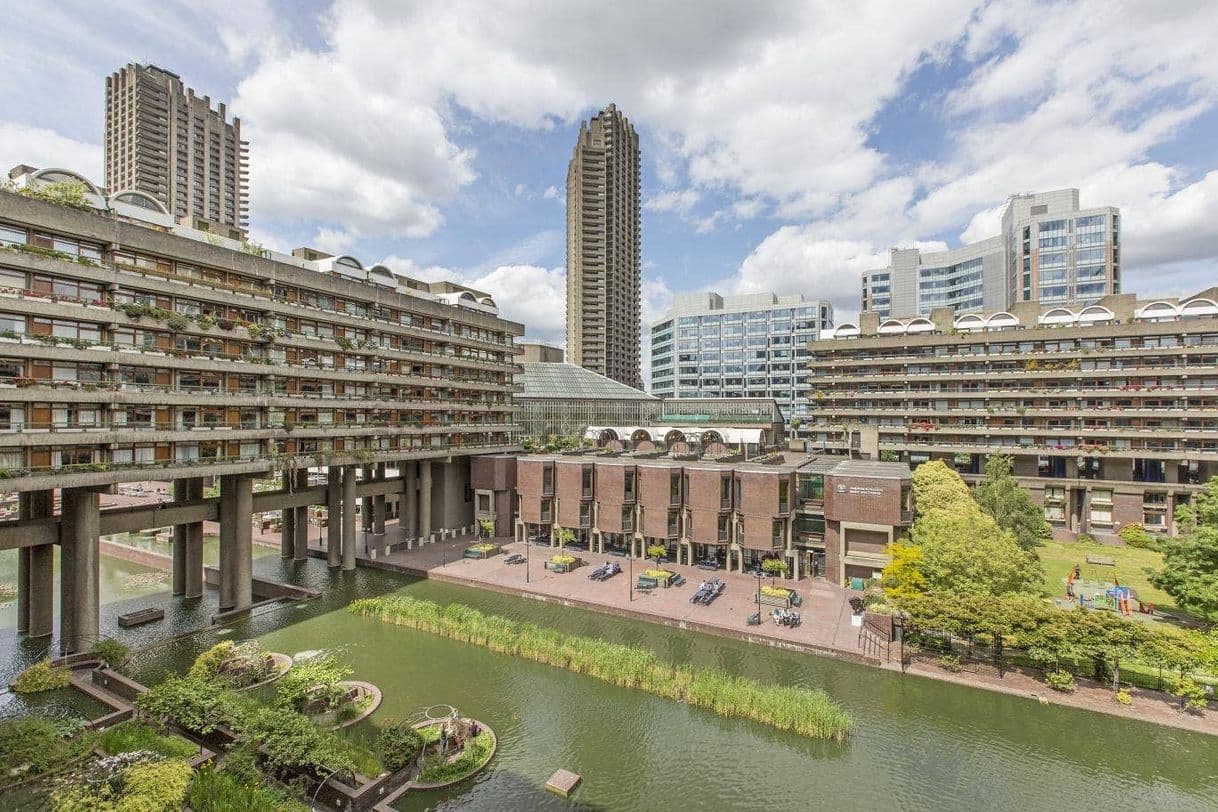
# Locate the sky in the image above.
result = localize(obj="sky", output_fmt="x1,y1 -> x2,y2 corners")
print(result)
3,0 -> 1217,377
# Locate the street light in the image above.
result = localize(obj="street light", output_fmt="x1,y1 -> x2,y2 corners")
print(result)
629,548 -> 633,602
525,530 -> 531,584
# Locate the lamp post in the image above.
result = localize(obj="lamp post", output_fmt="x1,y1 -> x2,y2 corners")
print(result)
629,546 -> 634,602
756,567 -> 763,617
525,529 -> 531,584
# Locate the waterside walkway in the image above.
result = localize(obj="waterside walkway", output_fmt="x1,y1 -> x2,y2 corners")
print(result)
314,525 -> 1218,738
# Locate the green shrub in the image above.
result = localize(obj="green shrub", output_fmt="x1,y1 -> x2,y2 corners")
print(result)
1170,677 -> 1209,711
136,674 -> 239,734
418,731 -> 494,784
187,765 -> 308,812
230,705 -> 375,777
164,313 -> 190,333
1118,523 -> 1156,549
11,659 -> 71,693
380,721 -> 424,773
97,719 -> 197,759
1074,533 -> 1098,546
276,654 -> 351,712
0,716 -> 95,786
937,654 -> 963,673
1114,689 -> 1133,705
189,640 -> 274,689
52,756 -> 192,812
1046,670 -> 1076,693
90,638 -> 130,669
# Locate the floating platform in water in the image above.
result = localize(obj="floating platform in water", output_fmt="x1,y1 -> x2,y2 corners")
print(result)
117,607 -> 164,627
545,768 -> 581,797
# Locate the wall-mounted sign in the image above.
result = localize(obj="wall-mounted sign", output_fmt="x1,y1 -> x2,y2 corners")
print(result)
835,484 -> 885,496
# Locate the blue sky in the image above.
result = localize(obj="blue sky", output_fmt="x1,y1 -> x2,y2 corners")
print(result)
2,0 -> 1216,357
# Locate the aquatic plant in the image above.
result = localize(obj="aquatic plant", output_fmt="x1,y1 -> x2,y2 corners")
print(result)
350,596 -> 852,742
11,659 -> 71,693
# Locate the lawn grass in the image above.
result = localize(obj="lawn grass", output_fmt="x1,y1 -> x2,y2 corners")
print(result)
1036,539 -> 1188,614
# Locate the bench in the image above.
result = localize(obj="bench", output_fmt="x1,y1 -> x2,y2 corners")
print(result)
1086,555 -> 1117,566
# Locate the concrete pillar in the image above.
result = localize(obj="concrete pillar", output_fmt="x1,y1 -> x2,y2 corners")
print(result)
218,474 -> 253,612
326,466 -> 342,568
401,462 -> 417,538
172,478 -> 204,598
293,469 -> 309,561
60,488 -> 100,655
373,495 -> 386,536
280,470 -> 295,558
174,477 -> 204,596
18,490 -> 54,638
361,465 -> 374,532
342,466 -> 357,571
419,460 -> 432,541
373,462 -> 386,535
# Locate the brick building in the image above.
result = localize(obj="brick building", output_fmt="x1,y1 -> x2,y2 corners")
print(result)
473,452 -> 910,583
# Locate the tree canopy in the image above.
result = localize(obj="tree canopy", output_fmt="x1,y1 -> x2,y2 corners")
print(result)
894,461 -> 1042,597
1151,477 -> 1218,620
973,453 -> 1051,549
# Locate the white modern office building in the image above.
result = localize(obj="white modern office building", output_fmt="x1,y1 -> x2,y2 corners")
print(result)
862,189 -> 1120,318
649,292 -> 832,428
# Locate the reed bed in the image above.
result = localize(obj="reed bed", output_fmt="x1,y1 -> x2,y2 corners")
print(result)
349,596 -> 851,742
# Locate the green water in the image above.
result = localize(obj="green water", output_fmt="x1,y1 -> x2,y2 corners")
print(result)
3,555 -> 1218,811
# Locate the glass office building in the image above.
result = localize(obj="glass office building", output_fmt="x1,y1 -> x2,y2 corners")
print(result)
862,189 -> 1119,318
650,292 -> 832,429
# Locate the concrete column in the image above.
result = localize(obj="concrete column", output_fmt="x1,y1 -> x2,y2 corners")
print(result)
342,466 -> 357,571
373,462 -> 386,535
172,478 -> 202,595
373,495 -> 386,536
419,460 -> 432,541
218,474 -> 253,612
60,488 -> 100,655
17,546 -> 29,633
280,470 -> 295,558
326,466 -> 342,568
401,462 -> 417,539
361,465 -> 374,532
178,478 -> 205,599
28,543 -> 54,638
293,469 -> 309,561
17,491 -> 54,636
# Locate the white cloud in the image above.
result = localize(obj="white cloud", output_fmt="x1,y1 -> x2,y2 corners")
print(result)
644,188 -> 700,216
380,254 -> 567,344
542,185 -> 560,199
0,123 -> 101,180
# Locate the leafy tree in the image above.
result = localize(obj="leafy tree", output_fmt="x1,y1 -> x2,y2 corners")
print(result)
913,501 -> 1043,596
1149,477 -> 1218,619
554,527 -> 575,550
911,460 -> 972,514
972,453 -> 1051,549
647,544 -> 667,562
1151,524 -> 1218,621
881,541 -> 927,602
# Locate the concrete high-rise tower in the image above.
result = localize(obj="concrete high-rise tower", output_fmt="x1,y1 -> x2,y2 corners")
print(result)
565,104 -> 641,389
105,63 -> 249,238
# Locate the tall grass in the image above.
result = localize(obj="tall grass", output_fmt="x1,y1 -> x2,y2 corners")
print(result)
349,596 -> 852,742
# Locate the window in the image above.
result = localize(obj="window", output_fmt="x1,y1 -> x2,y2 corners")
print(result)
717,514 -> 730,541
624,469 -> 636,501
720,476 -> 732,509
778,479 -> 789,512
542,464 -> 554,495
